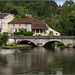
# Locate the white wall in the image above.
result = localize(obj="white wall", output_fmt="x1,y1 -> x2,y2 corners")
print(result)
8,23 -> 32,33
46,24 -> 60,36
2,14 -> 14,33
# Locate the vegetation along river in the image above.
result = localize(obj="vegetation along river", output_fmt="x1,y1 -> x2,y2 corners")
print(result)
0,47 -> 75,75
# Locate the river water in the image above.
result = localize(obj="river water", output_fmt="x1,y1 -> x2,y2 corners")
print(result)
0,47 -> 75,75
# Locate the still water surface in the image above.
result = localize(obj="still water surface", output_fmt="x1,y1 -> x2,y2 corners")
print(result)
0,47 -> 75,75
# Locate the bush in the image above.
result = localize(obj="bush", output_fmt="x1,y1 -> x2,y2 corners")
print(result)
1,34 -> 9,45
21,28 -> 25,32
38,34 -> 41,36
0,40 -> 3,47
3,32 -> 8,35
14,31 -> 33,36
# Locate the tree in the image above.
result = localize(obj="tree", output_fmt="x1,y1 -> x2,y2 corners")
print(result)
0,1 -> 7,12
1,34 -> 9,45
0,40 -> 3,47
15,15 -> 21,18
3,2 -> 16,14
68,11 -> 75,35
25,1 -> 44,16
59,0 -> 75,35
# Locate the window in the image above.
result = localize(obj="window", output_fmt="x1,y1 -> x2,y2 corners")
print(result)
40,30 -> 43,33
56,33 -> 57,35
24,29 -> 26,32
13,29 -> 15,32
36,30 -> 39,33
19,29 -> 21,32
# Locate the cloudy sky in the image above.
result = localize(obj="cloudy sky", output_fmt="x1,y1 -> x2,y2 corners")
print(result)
55,0 -> 75,6
55,0 -> 65,6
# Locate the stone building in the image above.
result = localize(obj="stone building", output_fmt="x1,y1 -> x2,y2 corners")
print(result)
0,13 -> 60,36
0,13 -> 14,33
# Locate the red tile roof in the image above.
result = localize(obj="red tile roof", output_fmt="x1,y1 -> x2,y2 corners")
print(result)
9,18 -> 32,24
9,18 -> 48,30
0,13 -> 10,19
32,18 -> 48,30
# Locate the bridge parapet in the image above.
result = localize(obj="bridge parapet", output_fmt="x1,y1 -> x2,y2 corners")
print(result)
9,36 -> 75,39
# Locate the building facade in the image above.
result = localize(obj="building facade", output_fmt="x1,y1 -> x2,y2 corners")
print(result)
0,13 -> 60,36
0,13 -> 14,33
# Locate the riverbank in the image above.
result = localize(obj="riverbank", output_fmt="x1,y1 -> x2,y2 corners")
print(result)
2,44 -> 32,49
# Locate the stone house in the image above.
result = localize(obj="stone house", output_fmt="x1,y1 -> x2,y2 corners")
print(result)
0,13 -> 60,36
0,13 -> 14,33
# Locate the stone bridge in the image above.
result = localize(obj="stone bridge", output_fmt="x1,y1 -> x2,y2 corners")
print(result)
7,36 -> 75,47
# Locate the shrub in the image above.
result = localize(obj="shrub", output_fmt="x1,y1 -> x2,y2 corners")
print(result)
38,34 -> 41,36
14,31 -> 33,36
21,28 -> 25,32
0,40 -> 3,47
1,34 -> 9,45
3,32 -> 8,35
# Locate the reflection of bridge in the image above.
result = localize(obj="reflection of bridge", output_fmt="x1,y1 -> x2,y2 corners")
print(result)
8,36 -> 75,47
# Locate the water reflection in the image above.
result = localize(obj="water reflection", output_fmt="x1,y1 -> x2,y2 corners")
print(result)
0,54 -> 7,74
0,47 -> 75,74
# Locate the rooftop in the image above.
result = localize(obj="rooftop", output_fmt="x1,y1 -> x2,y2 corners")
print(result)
9,18 -> 48,30
9,18 -> 32,24
0,13 -> 10,19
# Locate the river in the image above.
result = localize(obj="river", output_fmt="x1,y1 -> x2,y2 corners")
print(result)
0,47 -> 75,75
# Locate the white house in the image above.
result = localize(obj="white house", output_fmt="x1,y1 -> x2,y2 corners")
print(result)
0,13 -> 14,33
0,13 -> 60,36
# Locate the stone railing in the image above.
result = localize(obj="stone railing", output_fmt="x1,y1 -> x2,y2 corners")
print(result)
9,36 -> 75,39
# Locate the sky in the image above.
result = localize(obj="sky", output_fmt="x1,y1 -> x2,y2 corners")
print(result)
55,0 -> 66,6
55,0 -> 75,6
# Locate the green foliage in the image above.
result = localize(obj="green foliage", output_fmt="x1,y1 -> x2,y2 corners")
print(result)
0,34 -> 9,47
1,34 -> 9,45
0,40 -> 3,47
15,15 -> 21,18
14,31 -> 33,36
2,44 -> 30,49
21,28 -> 25,32
0,1 -> 7,12
3,32 -> 8,35
3,2 -> 15,13
38,34 -> 41,36
59,0 -> 75,35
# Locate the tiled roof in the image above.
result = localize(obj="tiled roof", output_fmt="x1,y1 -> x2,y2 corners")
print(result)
0,13 -> 10,19
9,18 -> 32,24
9,18 -> 48,30
32,18 -> 48,30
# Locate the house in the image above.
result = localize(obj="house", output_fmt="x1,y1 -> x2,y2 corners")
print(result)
0,13 -> 60,36
0,13 -> 14,33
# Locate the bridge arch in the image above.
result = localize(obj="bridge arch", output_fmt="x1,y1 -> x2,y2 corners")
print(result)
43,40 -> 67,47
16,39 -> 37,46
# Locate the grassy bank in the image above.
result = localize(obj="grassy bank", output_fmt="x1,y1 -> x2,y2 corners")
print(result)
57,42 -> 66,48
2,44 -> 31,49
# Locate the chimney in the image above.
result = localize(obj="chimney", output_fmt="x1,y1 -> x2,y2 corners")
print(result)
25,14 -> 32,18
